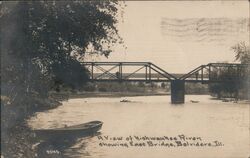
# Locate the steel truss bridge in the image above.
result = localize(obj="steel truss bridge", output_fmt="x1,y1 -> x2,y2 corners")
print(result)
82,62 -> 249,83
82,62 -> 249,104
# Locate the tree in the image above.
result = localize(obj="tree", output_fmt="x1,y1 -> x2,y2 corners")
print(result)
209,67 -> 239,99
1,1 -> 122,124
1,2 -> 123,156
208,42 -> 250,99
1,1 -> 122,97
232,42 -> 250,64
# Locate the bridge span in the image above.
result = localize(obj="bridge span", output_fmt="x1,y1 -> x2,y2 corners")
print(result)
82,62 -> 249,104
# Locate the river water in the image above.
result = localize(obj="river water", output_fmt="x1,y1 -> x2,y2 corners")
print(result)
28,95 -> 249,158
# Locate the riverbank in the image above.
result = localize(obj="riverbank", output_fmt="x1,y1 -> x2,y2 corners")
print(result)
69,91 -> 170,99
1,97 -> 62,158
2,91 -> 170,157
27,95 -> 250,158
2,92 -> 248,157
0,91 -> 154,157
1,123 -> 37,158
52,91 -> 249,103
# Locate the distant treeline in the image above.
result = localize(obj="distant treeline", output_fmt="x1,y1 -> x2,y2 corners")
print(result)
56,82 -> 209,95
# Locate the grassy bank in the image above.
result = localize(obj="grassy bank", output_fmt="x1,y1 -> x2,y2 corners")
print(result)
1,123 -> 37,158
1,96 -> 63,158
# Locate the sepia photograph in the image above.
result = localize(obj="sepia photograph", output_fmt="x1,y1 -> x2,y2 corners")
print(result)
1,0 -> 250,158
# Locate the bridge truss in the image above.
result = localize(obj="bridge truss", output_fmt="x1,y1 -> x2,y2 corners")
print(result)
82,62 -> 177,82
180,63 -> 250,83
82,62 -> 249,83
81,62 -> 249,103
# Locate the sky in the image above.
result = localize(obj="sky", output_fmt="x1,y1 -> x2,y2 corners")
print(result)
86,1 -> 249,73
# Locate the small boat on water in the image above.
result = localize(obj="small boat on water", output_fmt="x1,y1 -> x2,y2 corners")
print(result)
34,121 -> 103,140
120,99 -> 131,102
190,100 -> 199,103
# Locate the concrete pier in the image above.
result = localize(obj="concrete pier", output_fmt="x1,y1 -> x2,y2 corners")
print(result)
171,80 -> 185,104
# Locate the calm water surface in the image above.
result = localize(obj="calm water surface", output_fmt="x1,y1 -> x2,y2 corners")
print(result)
28,95 -> 250,158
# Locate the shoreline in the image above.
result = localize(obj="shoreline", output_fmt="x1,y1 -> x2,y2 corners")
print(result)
52,91 -> 210,99
2,92 -> 248,157
67,92 -> 250,104
1,98 -> 62,158
69,92 -> 170,99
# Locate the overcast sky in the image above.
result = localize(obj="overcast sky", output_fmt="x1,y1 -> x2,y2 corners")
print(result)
87,1 -> 249,73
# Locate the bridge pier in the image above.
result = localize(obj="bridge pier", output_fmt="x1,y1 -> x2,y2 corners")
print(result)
171,80 -> 185,104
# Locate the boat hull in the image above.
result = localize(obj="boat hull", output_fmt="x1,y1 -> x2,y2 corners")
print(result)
34,121 -> 103,141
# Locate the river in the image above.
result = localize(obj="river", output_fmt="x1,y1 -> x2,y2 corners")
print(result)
28,95 -> 249,158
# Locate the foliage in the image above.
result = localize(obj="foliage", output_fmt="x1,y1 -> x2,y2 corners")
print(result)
1,2 -> 122,157
232,42 -> 250,64
208,67 -> 240,98
208,42 -> 250,99
79,82 -> 161,93
1,1 -> 121,124
185,83 -> 208,94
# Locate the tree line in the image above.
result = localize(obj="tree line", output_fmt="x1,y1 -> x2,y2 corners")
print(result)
208,42 -> 250,100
